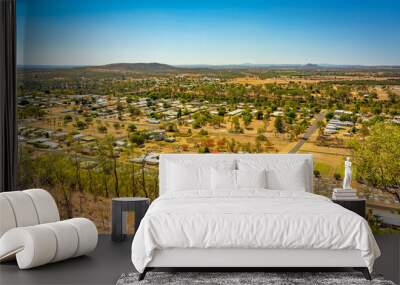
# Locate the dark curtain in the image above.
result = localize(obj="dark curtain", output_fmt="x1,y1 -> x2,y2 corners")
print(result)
0,0 -> 17,192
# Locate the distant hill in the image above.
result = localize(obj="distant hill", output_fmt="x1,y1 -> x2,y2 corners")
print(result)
17,62 -> 400,73
303,63 -> 320,69
87,62 -> 182,72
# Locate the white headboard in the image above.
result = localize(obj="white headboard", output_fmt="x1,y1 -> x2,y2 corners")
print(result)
159,154 -> 313,195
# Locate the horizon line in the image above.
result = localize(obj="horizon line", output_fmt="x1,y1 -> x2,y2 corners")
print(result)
16,62 -> 400,68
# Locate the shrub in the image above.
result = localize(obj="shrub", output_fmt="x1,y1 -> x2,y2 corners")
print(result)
129,106 -> 142,117
127,123 -> 137,132
198,146 -> 210,153
192,120 -> 202,129
164,123 -> 178,132
257,127 -> 266,134
64,115 -> 73,123
199,129 -> 208,136
218,106 -> 226,116
113,122 -> 121,130
75,120 -> 87,130
129,132 -> 146,146
256,134 -> 267,141
97,125 -> 107,133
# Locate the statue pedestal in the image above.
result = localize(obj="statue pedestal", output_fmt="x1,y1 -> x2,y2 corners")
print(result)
332,188 -> 358,200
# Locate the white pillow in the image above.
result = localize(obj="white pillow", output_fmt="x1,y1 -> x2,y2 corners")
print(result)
236,169 -> 267,189
211,168 -> 236,191
266,161 -> 306,191
238,159 -> 307,191
167,159 -> 235,192
167,163 -> 210,191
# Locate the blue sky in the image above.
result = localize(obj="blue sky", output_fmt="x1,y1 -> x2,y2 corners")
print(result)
17,0 -> 400,66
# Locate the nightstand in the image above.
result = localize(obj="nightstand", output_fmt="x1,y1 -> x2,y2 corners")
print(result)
111,197 -> 150,242
332,198 -> 366,219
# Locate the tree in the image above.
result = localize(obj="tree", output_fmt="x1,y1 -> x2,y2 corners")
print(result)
256,110 -> 263,120
217,106 -> 226,116
350,123 -> 400,202
126,146 -> 137,197
126,96 -> 134,104
210,115 -> 223,128
97,125 -> 107,133
242,109 -> 253,128
274,116 -> 285,133
192,119 -> 202,129
71,150 -> 83,193
64,115 -> 73,124
116,98 -> 124,120
96,149 -> 112,198
51,154 -> 74,218
314,170 -> 321,192
317,120 -> 326,132
359,123 -> 369,137
75,120 -> 87,130
285,110 -> 296,124
226,139 -> 239,153
19,105 -> 46,119
230,116 -> 243,133
140,152 -> 150,198
97,137 -> 120,197
325,111 -> 334,121
129,132 -> 146,146
129,106 -> 141,117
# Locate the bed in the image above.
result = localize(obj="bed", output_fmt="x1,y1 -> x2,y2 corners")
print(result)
131,154 -> 380,280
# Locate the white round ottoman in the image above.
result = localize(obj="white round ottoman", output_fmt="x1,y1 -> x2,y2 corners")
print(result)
0,189 -> 98,269
0,218 -> 98,269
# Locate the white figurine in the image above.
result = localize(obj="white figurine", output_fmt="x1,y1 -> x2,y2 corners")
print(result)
343,157 -> 352,190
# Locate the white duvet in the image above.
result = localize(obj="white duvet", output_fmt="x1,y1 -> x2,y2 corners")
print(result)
131,190 -> 380,273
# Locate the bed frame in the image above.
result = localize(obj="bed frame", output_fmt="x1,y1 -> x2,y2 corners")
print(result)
139,154 -> 371,281
139,248 -> 370,280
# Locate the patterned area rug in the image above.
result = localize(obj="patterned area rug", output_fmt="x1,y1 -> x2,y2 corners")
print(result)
116,272 -> 396,285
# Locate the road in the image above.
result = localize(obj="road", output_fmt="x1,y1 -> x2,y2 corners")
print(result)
288,111 -> 326,153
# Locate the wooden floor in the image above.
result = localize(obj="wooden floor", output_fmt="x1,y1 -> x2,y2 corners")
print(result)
0,234 -> 398,285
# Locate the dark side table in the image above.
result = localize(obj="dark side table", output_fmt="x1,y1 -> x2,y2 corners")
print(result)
332,198 -> 366,219
112,197 -> 150,242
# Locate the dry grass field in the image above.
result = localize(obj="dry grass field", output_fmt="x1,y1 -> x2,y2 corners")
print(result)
230,75 -> 398,85
391,85 -> 400,95
230,77 -> 318,85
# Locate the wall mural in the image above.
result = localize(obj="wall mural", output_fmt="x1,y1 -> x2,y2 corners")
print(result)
16,0 -> 400,233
